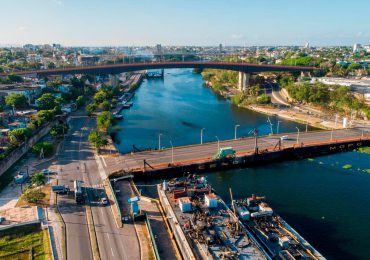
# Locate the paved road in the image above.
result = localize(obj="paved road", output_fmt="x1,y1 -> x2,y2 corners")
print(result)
104,128 -> 368,173
56,116 -> 140,260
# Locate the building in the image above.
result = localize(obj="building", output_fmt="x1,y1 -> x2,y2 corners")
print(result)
77,55 -> 99,66
0,84 -> 43,105
353,43 -> 362,53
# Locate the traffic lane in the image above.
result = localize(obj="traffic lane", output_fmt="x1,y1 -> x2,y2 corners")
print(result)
120,129 -> 364,166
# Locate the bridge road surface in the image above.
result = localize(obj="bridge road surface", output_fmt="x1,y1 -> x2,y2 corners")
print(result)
105,128 -> 366,173
56,116 -> 140,260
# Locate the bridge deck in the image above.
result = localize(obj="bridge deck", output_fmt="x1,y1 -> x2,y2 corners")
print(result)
103,128 -> 368,176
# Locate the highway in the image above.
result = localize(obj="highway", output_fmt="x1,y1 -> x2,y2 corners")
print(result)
56,116 -> 140,260
104,128 -> 368,173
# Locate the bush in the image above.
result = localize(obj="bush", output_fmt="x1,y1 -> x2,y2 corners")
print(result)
50,124 -> 69,137
88,130 -> 108,153
32,141 -> 53,157
9,128 -> 32,145
97,111 -> 113,132
231,93 -> 245,105
5,93 -> 27,108
76,96 -> 85,108
257,94 -> 271,104
99,100 -> 111,111
86,103 -> 97,117
24,188 -> 46,203
31,172 -> 45,186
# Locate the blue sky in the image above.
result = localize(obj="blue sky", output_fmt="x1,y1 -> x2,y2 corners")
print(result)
0,0 -> 369,46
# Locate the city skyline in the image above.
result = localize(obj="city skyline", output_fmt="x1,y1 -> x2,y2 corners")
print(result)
0,0 -> 369,47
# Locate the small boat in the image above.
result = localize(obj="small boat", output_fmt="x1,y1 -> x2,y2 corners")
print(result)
113,114 -> 124,120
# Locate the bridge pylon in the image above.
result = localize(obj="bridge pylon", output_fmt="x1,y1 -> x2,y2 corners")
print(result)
238,72 -> 251,92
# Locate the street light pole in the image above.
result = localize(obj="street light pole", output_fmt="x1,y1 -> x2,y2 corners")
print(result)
201,128 -> 205,144
331,128 -> 334,141
158,133 -> 162,150
170,140 -> 174,164
305,121 -> 308,132
215,136 -> 220,152
295,127 -> 300,144
234,124 -> 240,140
276,121 -> 281,134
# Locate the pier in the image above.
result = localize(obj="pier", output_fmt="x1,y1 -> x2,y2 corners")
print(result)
103,128 -> 370,179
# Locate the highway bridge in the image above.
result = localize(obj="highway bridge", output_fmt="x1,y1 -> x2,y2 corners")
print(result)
0,61 -> 315,90
0,61 -> 314,77
102,128 -> 370,179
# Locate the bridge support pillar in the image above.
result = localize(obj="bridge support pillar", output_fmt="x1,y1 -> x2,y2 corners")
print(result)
238,72 -> 250,92
110,74 -> 119,88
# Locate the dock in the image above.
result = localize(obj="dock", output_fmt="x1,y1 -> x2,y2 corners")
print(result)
104,128 -> 370,179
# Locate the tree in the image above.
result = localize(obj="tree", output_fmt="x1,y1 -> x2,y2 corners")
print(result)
32,141 -> 53,157
9,128 -> 32,145
7,73 -> 23,83
31,173 -> 45,186
100,100 -> 111,111
50,124 -> 69,138
257,94 -> 271,104
347,62 -> 361,71
37,110 -> 55,121
86,103 -> 97,117
88,130 -> 108,153
47,62 -> 56,69
96,111 -> 113,132
93,91 -> 107,104
36,93 -> 57,110
76,96 -> 85,108
5,93 -> 27,108
24,188 -> 46,203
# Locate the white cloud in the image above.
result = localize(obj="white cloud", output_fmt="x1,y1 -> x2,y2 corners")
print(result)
18,26 -> 27,31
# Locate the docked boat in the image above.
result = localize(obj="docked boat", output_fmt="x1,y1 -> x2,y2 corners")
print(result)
113,113 -> 124,120
158,175 -> 269,260
234,195 -> 326,260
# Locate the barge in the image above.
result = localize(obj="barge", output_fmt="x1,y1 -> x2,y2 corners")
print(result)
158,175 -> 269,259
234,195 -> 326,260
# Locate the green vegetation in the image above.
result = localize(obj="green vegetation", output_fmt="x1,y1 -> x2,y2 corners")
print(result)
76,95 -> 85,108
285,81 -> 369,117
99,100 -> 111,111
96,111 -> 113,132
6,73 -> 24,83
342,164 -> 352,169
86,103 -> 97,117
9,128 -> 32,145
231,85 -> 271,106
0,226 -> 51,260
31,173 -> 46,186
50,124 -> 69,138
358,147 -> 370,154
36,93 -> 57,110
5,93 -> 28,108
88,130 -> 108,153
32,141 -> 53,157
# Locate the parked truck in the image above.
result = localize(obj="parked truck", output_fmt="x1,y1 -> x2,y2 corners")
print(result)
213,147 -> 236,160
52,185 -> 70,194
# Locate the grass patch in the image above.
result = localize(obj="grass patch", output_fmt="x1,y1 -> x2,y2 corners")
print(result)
0,227 -> 52,260
342,164 -> 352,169
16,185 -> 51,208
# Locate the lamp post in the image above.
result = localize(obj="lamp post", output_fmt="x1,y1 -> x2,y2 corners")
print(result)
215,136 -> 220,152
158,133 -> 162,150
170,140 -> 174,164
331,128 -> 334,141
267,117 -> 273,135
234,124 -> 240,140
200,128 -> 205,144
295,127 -> 300,144
305,121 -> 308,132
276,121 -> 281,134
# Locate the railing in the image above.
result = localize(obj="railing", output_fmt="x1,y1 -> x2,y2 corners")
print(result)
145,214 -> 161,260
107,179 -> 123,225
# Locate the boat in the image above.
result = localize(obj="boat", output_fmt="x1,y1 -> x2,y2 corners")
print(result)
234,194 -> 326,260
158,175 -> 268,260
113,114 -> 124,120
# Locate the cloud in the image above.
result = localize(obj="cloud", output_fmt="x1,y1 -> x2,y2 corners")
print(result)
231,33 -> 244,40
18,26 -> 27,31
52,0 -> 62,5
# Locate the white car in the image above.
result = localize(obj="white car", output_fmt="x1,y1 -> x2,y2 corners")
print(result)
280,135 -> 289,140
101,197 -> 109,205
41,169 -> 53,175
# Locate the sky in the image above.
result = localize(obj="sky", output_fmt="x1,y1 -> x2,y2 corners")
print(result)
0,0 -> 369,47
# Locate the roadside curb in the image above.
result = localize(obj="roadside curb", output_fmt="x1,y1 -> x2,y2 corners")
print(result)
85,201 -> 101,260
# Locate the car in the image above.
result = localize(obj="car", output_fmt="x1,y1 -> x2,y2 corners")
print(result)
280,135 -> 289,140
41,169 -> 53,175
0,216 -> 5,224
101,197 -> 109,205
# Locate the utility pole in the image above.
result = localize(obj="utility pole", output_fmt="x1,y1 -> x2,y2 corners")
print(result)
158,133 -> 162,150
170,140 -> 174,164
253,128 -> 259,154
215,136 -> 220,152
276,121 -> 281,134
295,127 -> 300,144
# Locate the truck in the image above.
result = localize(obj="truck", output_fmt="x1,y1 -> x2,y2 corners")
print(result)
213,147 -> 236,160
74,180 -> 84,204
52,185 -> 70,194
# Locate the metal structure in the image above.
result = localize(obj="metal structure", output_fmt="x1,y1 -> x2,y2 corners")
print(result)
0,61 -> 315,77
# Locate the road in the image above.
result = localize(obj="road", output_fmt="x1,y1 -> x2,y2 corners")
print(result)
104,128 -> 368,173
56,116 -> 140,260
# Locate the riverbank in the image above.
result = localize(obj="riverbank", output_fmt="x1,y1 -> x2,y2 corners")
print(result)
204,81 -> 348,130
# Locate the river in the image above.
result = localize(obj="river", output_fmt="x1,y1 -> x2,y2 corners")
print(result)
116,69 -> 370,259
